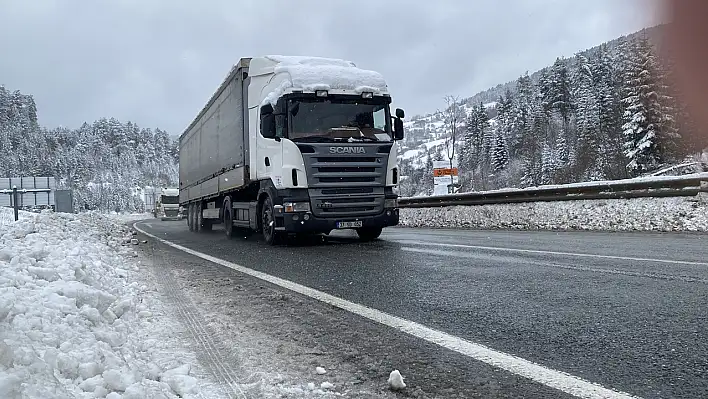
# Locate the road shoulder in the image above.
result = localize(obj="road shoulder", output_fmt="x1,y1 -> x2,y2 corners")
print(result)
134,222 -> 574,399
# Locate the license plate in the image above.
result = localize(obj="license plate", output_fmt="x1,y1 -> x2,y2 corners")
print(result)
336,221 -> 362,229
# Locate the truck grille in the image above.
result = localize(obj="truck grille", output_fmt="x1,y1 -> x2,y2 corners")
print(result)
300,144 -> 390,218
164,209 -> 179,217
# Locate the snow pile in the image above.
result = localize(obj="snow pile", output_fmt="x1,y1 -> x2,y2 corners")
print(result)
103,212 -> 153,224
387,370 -> 406,391
0,211 -> 202,398
400,196 -> 708,232
262,55 -> 388,106
0,207 -> 23,229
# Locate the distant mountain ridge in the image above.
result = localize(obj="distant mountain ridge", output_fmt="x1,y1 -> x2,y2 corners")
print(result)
397,23 -> 700,197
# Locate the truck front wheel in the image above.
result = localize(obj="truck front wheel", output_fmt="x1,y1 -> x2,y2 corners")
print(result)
261,196 -> 280,245
356,227 -> 382,241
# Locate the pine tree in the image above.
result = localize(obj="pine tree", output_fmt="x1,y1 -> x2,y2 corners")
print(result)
540,143 -> 556,185
548,58 -> 573,126
592,44 -> 626,179
491,130 -> 509,172
572,54 -> 601,179
621,37 -> 675,175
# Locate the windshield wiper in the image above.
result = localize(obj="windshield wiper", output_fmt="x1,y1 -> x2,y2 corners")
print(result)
352,136 -> 380,142
293,136 -> 347,143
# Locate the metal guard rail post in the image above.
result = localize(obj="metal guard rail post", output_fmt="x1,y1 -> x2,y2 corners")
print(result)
0,187 -> 53,221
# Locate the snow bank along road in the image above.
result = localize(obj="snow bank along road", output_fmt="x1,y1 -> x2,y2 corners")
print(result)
134,220 -> 708,399
0,210 -> 230,399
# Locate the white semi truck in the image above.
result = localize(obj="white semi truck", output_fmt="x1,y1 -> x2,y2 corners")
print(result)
179,55 -> 405,244
153,188 -> 182,220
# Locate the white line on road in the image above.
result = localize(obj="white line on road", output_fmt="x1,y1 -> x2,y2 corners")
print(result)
400,240 -> 708,267
134,222 -> 641,399
402,247 -> 708,284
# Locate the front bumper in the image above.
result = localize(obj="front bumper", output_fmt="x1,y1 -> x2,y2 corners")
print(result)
281,208 -> 399,233
159,210 -> 183,221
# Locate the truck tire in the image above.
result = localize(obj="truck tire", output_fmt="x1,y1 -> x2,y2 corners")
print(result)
261,196 -> 280,245
187,203 -> 195,232
223,197 -> 234,239
356,227 -> 382,241
195,203 -> 203,233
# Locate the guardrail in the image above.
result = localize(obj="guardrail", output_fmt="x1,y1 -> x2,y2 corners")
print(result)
398,173 -> 708,208
0,187 -> 52,221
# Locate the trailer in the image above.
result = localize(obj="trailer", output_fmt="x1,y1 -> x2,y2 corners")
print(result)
179,55 -> 405,244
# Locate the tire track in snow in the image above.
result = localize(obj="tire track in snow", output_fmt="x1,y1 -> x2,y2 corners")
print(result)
155,259 -> 251,399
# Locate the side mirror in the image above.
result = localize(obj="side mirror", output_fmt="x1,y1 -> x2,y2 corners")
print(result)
393,107 -> 405,140
260,104 -> 276,139
393,118 -> 404,140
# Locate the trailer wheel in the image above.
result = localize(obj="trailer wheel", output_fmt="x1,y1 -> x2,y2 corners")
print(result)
356,227 -> 382,241
187,203 -> 195,232
223,197 -> 234,239
261,196 -> 280,245
195,203 -> 203,233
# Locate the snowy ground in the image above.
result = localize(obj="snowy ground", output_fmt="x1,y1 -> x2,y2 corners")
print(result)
400,195 -> 708,232
137,226 -> 399,399
0,208 -> 392,398
0,208 -> 224,398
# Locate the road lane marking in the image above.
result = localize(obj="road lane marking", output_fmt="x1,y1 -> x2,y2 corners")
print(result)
134,222 -> 641,399
399,240 -> 708,267
402,247 -> 708,284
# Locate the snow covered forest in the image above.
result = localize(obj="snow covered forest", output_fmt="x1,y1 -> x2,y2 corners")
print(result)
0,86 -> 178,212
398,26 -> 707,196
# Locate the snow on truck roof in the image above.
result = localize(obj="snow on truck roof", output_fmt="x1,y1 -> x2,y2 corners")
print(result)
180,55 -> 389,139
258,55 -> 389,106
161,188 -> 179,195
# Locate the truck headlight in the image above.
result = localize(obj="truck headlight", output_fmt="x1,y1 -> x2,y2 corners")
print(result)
283,202 -> 311,213
384,198 -> 398,208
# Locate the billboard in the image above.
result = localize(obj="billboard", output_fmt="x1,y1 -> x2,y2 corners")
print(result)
433,160 -> 459,195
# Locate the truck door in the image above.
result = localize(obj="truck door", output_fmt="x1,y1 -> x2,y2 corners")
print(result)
255,105 -> 284,188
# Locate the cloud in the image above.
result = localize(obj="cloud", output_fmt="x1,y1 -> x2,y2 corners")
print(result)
0,0 -> 658,134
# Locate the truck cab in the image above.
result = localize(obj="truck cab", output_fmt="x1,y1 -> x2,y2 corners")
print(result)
154,188 -> 181,220
257,90 -> 403,241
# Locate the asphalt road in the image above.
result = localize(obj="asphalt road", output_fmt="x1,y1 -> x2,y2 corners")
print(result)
135,219 -> 708,399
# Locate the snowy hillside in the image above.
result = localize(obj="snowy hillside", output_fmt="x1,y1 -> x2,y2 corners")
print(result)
0,86 -> 179,213
397,25 -> 706,198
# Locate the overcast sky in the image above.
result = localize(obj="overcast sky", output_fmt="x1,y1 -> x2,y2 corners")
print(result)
0,0 -> 659,135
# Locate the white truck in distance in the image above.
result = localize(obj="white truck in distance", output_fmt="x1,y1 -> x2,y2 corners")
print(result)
179,55 -> 405,244
154,188 -> 182,220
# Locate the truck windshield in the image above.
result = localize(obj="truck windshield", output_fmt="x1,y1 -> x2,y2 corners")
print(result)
288,100 -> 392,142
162,196 -> 179,204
